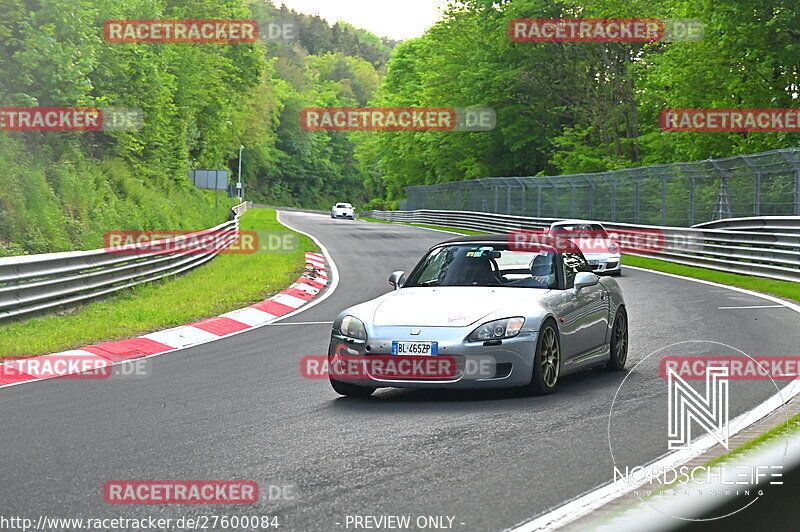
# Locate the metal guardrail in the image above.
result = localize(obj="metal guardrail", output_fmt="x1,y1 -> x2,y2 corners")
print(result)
693,216 -> 800,233
360,210 -> 800,282
0,202 -> 250,322
231,202 -> 250,217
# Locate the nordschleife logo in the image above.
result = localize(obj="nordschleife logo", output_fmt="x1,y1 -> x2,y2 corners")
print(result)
667,366 -> 729,450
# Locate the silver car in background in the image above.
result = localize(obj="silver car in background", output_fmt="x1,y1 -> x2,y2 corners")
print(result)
328,235 -> 628,398
549,220 -> 622,275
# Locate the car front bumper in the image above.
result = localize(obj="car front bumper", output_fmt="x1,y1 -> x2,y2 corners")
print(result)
328,325 -> 537,389
585,254 -> 621,273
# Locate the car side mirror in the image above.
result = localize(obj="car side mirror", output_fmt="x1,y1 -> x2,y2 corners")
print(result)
574,272 -> 599,290
388,271 -> 405,290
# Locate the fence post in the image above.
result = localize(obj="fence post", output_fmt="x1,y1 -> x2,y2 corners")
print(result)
611,183 -> 617,221
552,184 -> 558,217
661,176 -> 668,225
776,150 -> 800,215
571,183 -> 577,218
537,185 -> 542,217
740,156 -> 761,217
710,159 -> 733,220
796,170 -> 800,215
755,173 -> 762,216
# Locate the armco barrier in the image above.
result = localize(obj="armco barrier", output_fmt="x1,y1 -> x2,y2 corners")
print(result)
360,210 -> 800,282
0,202 -> 250,322
693,215 -> 800,233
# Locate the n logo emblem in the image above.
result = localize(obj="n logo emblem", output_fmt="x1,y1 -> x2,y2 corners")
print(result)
667,366 -> 729,450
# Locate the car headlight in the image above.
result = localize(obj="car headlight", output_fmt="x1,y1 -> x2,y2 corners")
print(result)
608,243 -> 620,254
469,317 -> 525,342
338,315 -> 367,341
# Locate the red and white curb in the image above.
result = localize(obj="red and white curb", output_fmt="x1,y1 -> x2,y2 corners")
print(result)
0,252 -> 328,388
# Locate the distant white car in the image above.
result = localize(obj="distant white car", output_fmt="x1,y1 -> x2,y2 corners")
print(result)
331,203 -> 355,220
548,220 -> 621,276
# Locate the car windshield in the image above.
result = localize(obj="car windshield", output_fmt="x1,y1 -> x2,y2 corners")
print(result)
551,223 -> 608,238
404,244 -> 557,289
336,203 -> 351,208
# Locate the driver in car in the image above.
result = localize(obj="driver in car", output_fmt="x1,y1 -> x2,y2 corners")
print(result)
457,255 -> 498,286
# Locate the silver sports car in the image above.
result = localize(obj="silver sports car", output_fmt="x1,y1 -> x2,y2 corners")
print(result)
328,234 -> 628,397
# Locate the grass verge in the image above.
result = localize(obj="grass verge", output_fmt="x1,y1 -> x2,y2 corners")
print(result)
707,410 -> 800,467
358,218 -> 798,303
0,209 -> 316,358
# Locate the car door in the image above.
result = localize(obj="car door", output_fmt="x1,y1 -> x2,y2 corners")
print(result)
560,245 -> 610,357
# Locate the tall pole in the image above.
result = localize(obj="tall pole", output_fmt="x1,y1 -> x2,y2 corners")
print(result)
237,145 -> 244,202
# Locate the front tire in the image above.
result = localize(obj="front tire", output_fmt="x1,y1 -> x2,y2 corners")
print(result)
526,320 -> 560,395
605,307 -> 628,371
330,378 -> 375,397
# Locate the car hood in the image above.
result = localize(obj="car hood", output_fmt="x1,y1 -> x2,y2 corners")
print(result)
370,286 -> 548,327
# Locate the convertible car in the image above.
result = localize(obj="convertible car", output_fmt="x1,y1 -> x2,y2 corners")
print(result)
328,235 -> 628,397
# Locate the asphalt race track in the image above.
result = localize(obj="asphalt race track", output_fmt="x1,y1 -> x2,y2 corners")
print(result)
2,210 -> 799,531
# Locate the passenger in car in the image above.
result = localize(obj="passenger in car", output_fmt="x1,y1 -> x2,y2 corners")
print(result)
530,253 -> 556,288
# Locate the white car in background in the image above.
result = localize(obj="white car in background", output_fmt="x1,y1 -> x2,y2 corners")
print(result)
331,202 -> 355,220
548,220 -> 622,276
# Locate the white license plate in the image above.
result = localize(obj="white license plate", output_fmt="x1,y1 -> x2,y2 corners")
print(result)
392,341 -> 438,356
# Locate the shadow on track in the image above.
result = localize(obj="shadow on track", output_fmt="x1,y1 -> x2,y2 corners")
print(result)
324,368 -> 631,414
